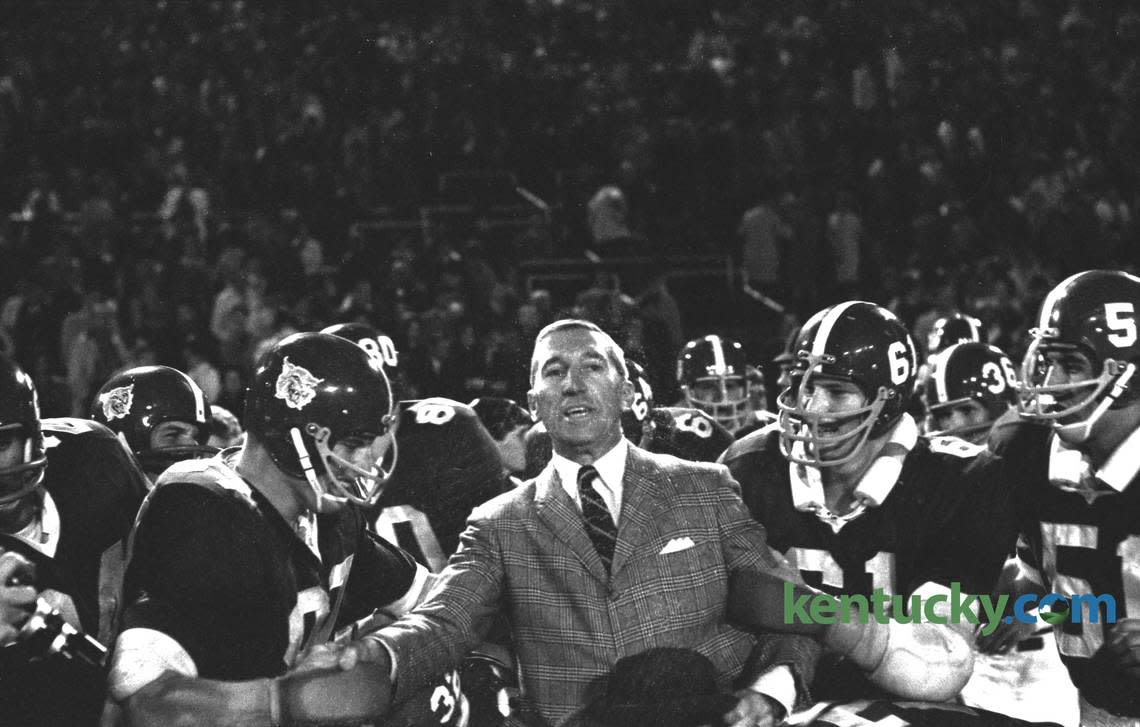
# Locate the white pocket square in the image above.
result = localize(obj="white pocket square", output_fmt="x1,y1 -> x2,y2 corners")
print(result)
659,536 -> 695,555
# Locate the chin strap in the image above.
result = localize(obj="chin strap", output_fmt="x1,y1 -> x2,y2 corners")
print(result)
288,425 -> 398,513
1057,363 -> 1136,443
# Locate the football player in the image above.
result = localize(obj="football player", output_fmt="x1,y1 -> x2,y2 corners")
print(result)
107,333 -> 450,726
323,321 -> 510,571
720,301 -> 1018,706
1,352 -> 150,725
911,312 -> 986,426
926,312 -> 984,358
525,358 -> 735,475
988,270 -> 1140,723
923,342 -> 1019,445
320,321 -> 407,395
676,334 -> 770,437
327,322 -> 515,724
90,365 -> 217,482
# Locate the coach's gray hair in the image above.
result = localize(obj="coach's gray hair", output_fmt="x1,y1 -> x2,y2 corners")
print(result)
529,319 -> 629,385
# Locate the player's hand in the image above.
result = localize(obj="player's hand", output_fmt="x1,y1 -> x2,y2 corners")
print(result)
723,690 -> 784,727
975,616 -> 1038,654
293,642 -> 352,674
1104,618 -> 1140,680
0,550 -> 38,646
335,635 -> 392,674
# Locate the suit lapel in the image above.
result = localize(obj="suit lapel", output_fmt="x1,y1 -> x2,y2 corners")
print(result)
533,463 -> 610,581
611,446 -> 667,576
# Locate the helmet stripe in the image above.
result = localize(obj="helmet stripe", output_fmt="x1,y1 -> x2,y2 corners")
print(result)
811,301 -> 863,356
175,368 -> 208,422
1038,271 -> 1087,330
708,335 -> 726,374
934,343 -> 959,403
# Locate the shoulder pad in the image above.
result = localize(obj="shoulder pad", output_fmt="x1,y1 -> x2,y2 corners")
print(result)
155,456 -> 256,509
41,417 -> 115,438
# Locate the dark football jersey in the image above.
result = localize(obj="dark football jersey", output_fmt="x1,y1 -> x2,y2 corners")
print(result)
374,398 -> 510,572
0,417 -> 148,726
39,417 -> 149,633
990,421 -> 1140,717
121,452 -> 417,680
721,425 -> 1017,700
643,407 -> 734,463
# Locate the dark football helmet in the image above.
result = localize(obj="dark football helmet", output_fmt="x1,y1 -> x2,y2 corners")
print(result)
926,312 -> 982,356
91,365 -> 215,474
320,322 -> 400,372
1018,270 -> 1140,441
778,301 -> 918,467
676,335 -> 760,434
774,325 -> 803,394
0,354 -> 46,506
244,332 -> 396,510
924,342 -> 1018,442
621,359 -> 655,445
321,321 -> 410,400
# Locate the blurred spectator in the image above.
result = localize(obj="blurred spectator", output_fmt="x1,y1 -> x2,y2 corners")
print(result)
825,190 -> 864,301
738,183 -> 787,296
182,336 -> 222,403
65,297 -> 129,417
586,185 -> 636,257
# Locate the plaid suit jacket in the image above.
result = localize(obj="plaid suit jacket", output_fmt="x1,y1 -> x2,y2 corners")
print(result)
379,445 -> 819,726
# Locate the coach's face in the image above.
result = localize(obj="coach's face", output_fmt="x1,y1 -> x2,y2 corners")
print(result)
529,327 -> 632,463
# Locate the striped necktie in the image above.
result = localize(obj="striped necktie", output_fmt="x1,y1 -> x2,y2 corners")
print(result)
577,465 -> 617,572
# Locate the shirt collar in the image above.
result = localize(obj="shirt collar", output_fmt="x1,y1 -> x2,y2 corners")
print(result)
789,414 -> 918,531
1049,425 -> 1140,494
553,437 -> 629,507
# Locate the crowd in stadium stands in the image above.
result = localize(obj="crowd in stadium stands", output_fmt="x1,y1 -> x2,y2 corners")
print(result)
1,0 -> 1139,418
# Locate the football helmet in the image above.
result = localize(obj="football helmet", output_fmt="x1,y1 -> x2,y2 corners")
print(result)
320,322 -> 400,372
927,313 -> 982,356
621,359 -> 655,445
0,354 -> 46,506
924,342 -> 1018,442
774,325 -> 803,393
778,301 -> 918,467
1018,270 -> 1140,441
91,365 -> 215,474
244,332 -> 397,510
676,335 -> 760,434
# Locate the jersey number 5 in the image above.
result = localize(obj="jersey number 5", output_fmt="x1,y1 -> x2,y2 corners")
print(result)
1039,522 -> 1140,657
